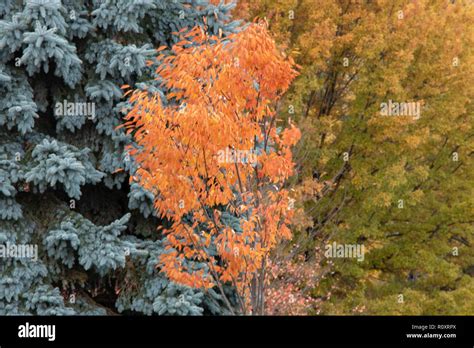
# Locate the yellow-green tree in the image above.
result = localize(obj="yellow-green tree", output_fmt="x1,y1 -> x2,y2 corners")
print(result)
236,0 -> 474,315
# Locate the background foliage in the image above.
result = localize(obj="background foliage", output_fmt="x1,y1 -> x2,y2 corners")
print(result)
236,0 -> 474,315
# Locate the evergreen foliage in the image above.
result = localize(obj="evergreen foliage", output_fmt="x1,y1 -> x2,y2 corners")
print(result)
0,0 -> 239,315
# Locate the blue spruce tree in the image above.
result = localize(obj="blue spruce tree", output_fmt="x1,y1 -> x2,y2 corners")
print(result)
0,0 -> 239,315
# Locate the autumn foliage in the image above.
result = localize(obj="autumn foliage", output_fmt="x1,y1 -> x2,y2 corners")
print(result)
123,22 -> 300,314
235,0 -> 474,315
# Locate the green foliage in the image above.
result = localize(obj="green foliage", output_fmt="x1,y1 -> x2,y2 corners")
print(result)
239,0 -> 474,315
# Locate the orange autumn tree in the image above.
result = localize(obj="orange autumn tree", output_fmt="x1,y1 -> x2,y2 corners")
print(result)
123,22 -> 300,315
